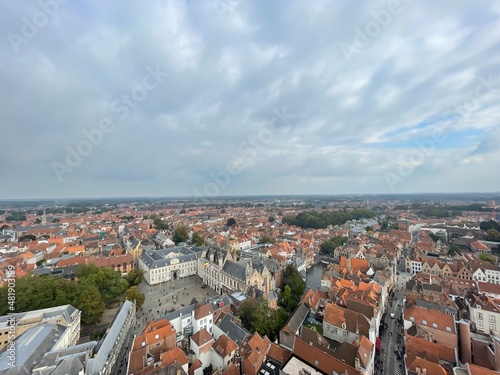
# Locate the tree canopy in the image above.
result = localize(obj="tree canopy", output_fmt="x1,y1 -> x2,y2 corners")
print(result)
126,269 -> 145,287
480,220 -> 500,232
172,224 -> 189,244
486,229 -> 500,242
0,264 -> 130,325
280,265 -> 305,313
479,253 -> 496,264
226,218 -> 237,227
282,208 -> 374,229
124,286 -> 145,309
447,245 -> 461,256
191,231 -> 205,246
239,298 -> 286,341
258,234 -> 274,244
320,236 -> 348,255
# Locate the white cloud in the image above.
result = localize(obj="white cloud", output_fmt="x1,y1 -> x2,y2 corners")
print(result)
0,0 -> 498,198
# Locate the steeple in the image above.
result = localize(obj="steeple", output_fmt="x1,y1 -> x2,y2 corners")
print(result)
41,209 -> 47,225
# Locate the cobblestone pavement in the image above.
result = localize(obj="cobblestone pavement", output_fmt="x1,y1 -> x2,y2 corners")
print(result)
117,275 -> 219,374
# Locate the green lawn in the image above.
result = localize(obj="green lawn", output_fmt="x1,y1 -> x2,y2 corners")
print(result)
305,323 -> 323,334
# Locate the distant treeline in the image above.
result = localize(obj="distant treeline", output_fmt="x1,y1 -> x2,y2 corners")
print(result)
394,203 -> 493,218
282,208 -> 375,229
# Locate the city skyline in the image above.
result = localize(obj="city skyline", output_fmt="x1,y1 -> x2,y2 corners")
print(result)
1,1 -> 499,199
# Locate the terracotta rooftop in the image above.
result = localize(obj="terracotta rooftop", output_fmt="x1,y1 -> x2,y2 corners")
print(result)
191,328 -> 214,347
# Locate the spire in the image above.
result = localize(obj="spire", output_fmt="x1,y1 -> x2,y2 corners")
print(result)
42,208 -> 47,225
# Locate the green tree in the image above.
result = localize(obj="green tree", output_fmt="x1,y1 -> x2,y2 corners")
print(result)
153,217 -> 168,230
280,285 -> 295,312
447,245 -> 461,256
280,266 -> 305,312
191,232 -> 205,246
486,229 -> 500,242
226,218 -> 237,227
172,224 -> 189,244
320,236 -> 348,255
258,235 -> 274,244
78,264 -> 128,303
238,298 -> 286,342
77,286 -> 105,325
126,269 -> 145,287
479,253 -> 496,264
53,278 -> 81,307
480,220 -> 500,232
268,216 -> 275,223
124,286 -> 145,309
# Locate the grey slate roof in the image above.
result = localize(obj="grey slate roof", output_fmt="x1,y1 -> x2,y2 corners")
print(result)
162,303 -> 196,322
222,259 -> 248,281
48,356 -> 84,375
283,303 -> 309,334
85,300 -> 134,375
0,305 -> 78,330
0,323 -> 66,374
32,342 -> 96,375
14,225 -> 62,233
217,314 -> 250,345
140,246 -> 197,269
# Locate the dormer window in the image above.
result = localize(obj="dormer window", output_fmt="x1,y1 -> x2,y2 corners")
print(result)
422,320 -> 427,325
341,322 -> 346,329
476,305 -> 481,309
432,323 -> 437,328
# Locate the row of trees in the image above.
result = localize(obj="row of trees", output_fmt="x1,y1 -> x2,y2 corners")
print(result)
238,266 -> 306,341
480,220 -> 500,241
282,208 -> 374,229
320,236 -> 348,255
0,266 -> 145,325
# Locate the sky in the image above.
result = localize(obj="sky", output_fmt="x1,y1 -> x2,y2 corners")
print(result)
0,0 -> 499,199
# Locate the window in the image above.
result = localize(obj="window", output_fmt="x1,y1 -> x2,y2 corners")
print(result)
446,327 -> 451,332
410,317 -> 414,321
478,321 -> 483,329
432,323 -> 437,328
477,313 -> 483,320
491,324 -> 497,332
422,320 -> 427,325
490,316 -> 496,323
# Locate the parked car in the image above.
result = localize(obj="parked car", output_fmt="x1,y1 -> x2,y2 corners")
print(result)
390,312 -> 395,319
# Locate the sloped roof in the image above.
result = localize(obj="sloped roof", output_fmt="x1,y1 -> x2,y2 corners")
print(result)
282,302 -> 309,334
222,259 -> 248,281
212,334 -> 238,357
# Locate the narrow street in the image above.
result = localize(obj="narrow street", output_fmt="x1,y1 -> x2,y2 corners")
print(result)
376,275 -> 407,375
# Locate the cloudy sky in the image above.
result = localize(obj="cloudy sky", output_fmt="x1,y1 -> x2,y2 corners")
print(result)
1,0 -> 499,199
